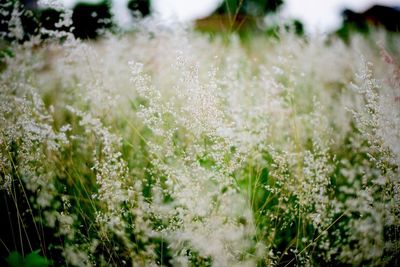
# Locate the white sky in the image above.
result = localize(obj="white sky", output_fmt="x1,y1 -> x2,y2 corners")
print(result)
59,0 -> 400,32
152,0 -> 222,22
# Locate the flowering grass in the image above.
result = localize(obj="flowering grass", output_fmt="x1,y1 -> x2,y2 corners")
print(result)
1,5 -> 400,267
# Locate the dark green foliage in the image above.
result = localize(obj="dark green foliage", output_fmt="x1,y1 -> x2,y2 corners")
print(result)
127,0 -> 151,17
6,250 -> 51,267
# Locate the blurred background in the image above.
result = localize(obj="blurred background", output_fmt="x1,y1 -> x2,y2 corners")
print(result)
1,0 -> 400,40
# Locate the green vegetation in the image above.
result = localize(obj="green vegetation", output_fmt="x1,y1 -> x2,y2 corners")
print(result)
0,1 -> 399,266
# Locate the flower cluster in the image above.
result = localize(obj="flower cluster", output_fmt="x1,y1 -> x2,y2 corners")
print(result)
1,4 -> 399,266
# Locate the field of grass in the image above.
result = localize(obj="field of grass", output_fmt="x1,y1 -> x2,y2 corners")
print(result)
1,4 -> 400,267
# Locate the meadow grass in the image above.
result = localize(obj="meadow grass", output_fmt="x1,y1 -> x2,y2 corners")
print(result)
0,3 -> 400,266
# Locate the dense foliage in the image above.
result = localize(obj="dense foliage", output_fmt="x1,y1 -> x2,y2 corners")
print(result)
0,2 -> 399,266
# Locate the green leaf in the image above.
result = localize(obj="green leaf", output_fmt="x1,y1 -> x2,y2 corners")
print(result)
25,250 -> 51,267
5,251 -> 24,267
5,250 -> 51,267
